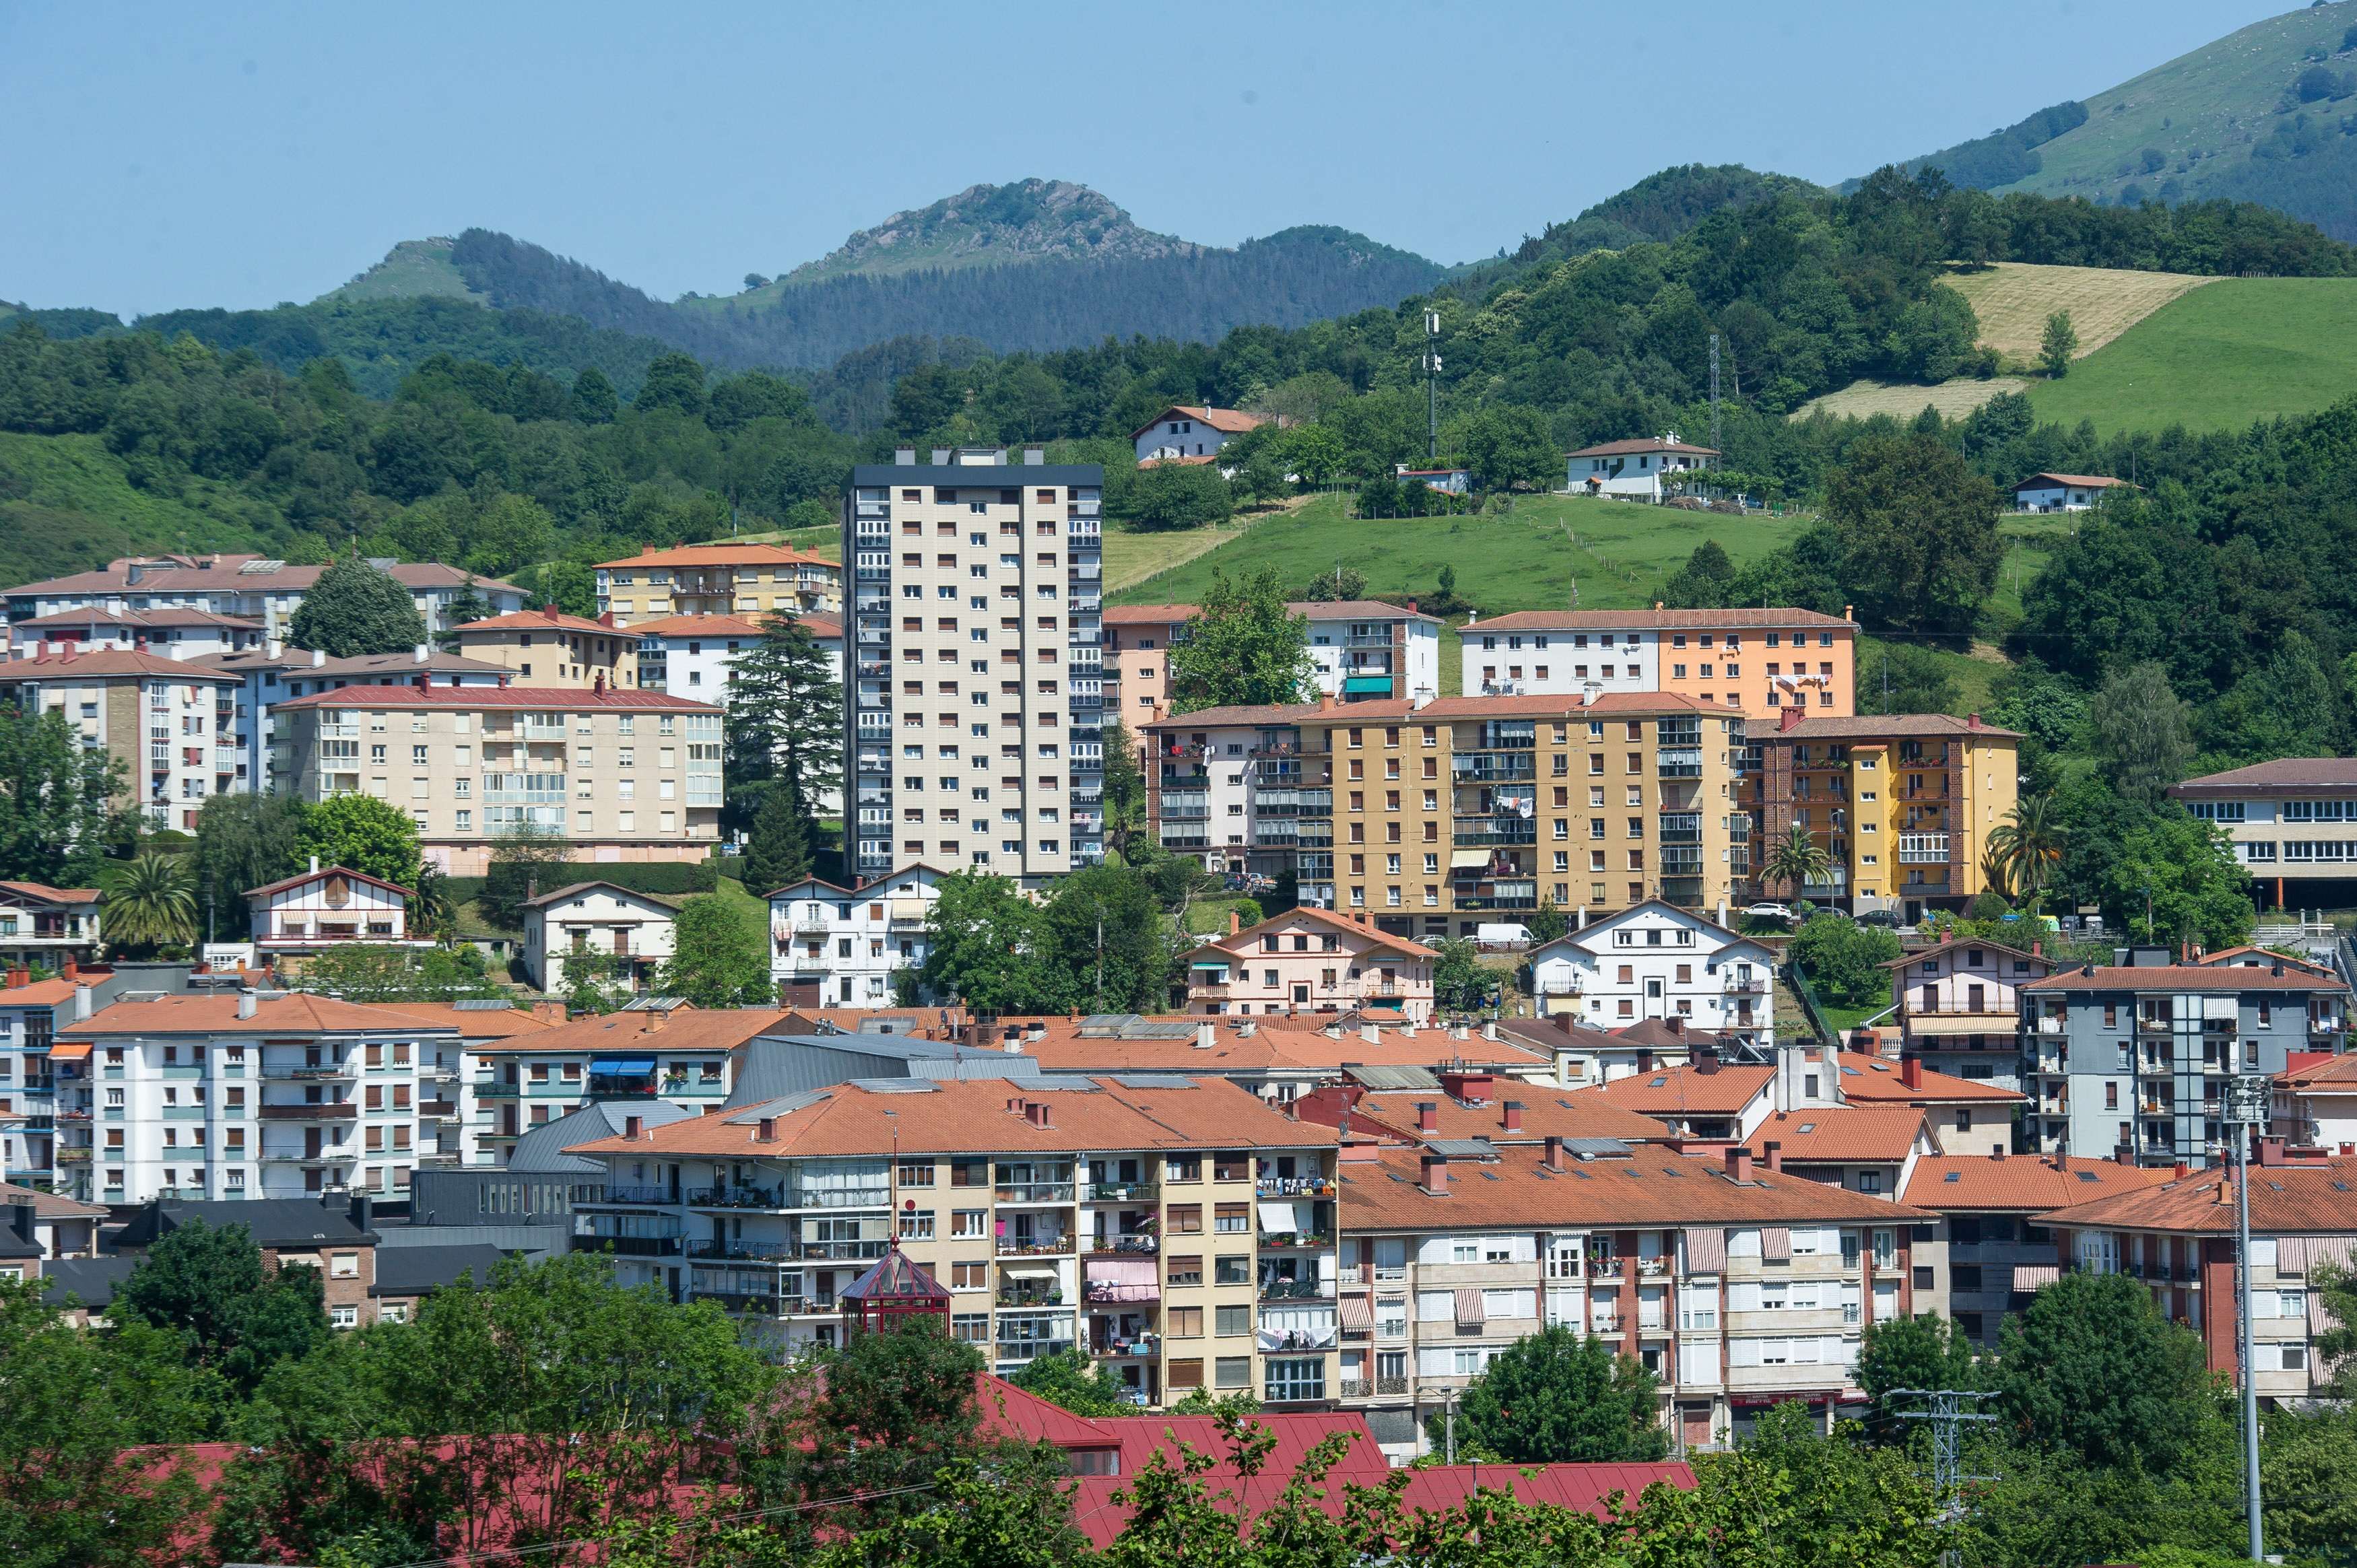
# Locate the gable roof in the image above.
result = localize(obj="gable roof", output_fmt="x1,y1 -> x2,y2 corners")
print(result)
2022,964 -> 2349,996
242,864 -> 416,901
1900,1152 -> 2177,1212
358,1000 -> 558,1039
595,542 -> 834,571
2279,1054 -> 2357,1093
0,881 -> 102,906
508,1099 -> 699,1172
2032,1155 -> 2357,1235
1566,438 -> 1719,458
1878,935 -> 2044,970
1529,897 -> 1768,959
2015,472 -> 2132,491
519,880 -> 683,913
1340,1086 -> 1668,1148
63,992 -> 464,1038
113,1197 -> 378,1250
1,648 -> 244,682
270,684 -> 720,713
469,1004 -> 788,1056
1834,1053 -> 2027,1105
765,862 -> 947,901
1191,905 -> 1438,963
1129,405 -> 1271,440
1746,1107 -> 1929,1165
1587,1061 -> 1777,1120
371,1243 -> 509,1298
455,609 -> 620,636
1765,715 -> 2020,741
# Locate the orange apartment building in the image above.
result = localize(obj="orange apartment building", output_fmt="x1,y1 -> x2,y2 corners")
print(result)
1460,607 -> 1857,720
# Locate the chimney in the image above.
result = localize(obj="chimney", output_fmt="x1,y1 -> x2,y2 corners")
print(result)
1420,1153 -> 1449,1195
1195,1021 -> 1216,1050
1319,692 -> 1336,712
236,990 -> 258,1019
624,1115 -> 643,1139
1407,598 -> 1418,615
1481,1019 -> 1498,1042
2032,940 -> 2043,959
1556,1011 -> 1580,1037
931,448 -> 951,465
2259,1137 -> 2286,1168
412,644 -> 428,662
1692,1044 -> 1719,1074
349,1192 -> 373,1232
3,969 -> 20,991
1762,1139 -> 1783,1172
756,1118 -> 776,1143
1725,1146 -> 1754,1184
1501,1100 -> 1523,1133
1543,1135 -> 1566,1172
1966,712 -> 1981,731
73,985 -> 92,1022
1636,1049 -> 1654,1074
267,637 -> 283,659
646,1008 -> 667,1032
311,648 -> 327,667
61,958 -> 77,982
1361,1022 -> 1381,1045
310,854 -> 321,875
1843,604 -> 1854,623
1780,705 -> 1806,732
2173,1161 -> 2191,1182
2115,1143 -> 2135,1166
1900,1057 -> 1924,1091
7,1200 -> 32,1248
1026,1101 -> 1051,1129
1022,446 -> 1044,465
894,446 -> 917,466
1229,910 -> 1241,935
1416,1101 -> 1438,1133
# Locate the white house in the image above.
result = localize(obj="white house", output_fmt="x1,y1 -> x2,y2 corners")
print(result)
1130,405 -> 1271,465
2275,1052 -> 2357,1155
244,862 -> 429,965
1564,435 -> 1718,502
9,606 -> 263,660
1528,899 -> 1775,1067
520,882 -> 681,994
2011,473 -> 2133,512
767,864 -> 945,1008
632,613 -> 843,815
0,883 -> 104,970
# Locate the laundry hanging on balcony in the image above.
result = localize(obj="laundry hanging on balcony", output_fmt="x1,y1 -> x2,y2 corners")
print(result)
1084,1257 -> 1158,1301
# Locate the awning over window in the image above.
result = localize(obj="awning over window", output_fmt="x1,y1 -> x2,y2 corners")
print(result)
890,900 -> 925,922
1682,1227 -> 1727,1274
1258,1200 -> 1299,1234
1455,1288 -> 1486,1326
2010,1264 -> 2059,1293
2278,1237 -> 2355,1276
1343,676 -> 1393,695
1339,1295 -> 1374,1331
588,1056 -> 657,1077
46,1041 -> 92,1062
1904,1015 -> 2018,1037
1449,849 -> 1490,869
1003,1265 -> 1061,1282
1084,1258 -> 1158,1299
1190,961 -> 1232,972
1759,1226 -> 1792,1263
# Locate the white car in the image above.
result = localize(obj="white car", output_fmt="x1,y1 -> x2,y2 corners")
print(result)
1743,902 -> 1794,920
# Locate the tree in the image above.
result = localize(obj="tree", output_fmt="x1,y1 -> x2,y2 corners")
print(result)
1446,1326 -> 1668,1462
193,794 -> 309,939
479,825 -> 574,932
294,943 -> 501,1002
294,794 -> 422,891
917,871 -> 1073,1015
1455,405 -> 1560,492
1004,1347 -> 1134,1417
435,576 -> 490,650
100,850 -> 197,955
1294,566 -> 1368,603
1431,936 -> 1490,1013
1760,823 -> 1832,901
1528,899 -> 1570,944
286,555 -> 430,658
1855,1314 -> 1980,1439
525,559 -> 599,619
1987,794 -> 2065,912
1125,461 -> 1232,531
657,895 -> 772,1007
723,612 -> 843,833
2040,310 -> 2079,377
1167,567 -> 1315,714
785,1318 -> 993,1538
114,1219 -> 326,1395
0,705 -> 129,886
1995,1269 -> 2221,1473
1661,540 -> 1739,609
1821,436 -> 2006,637
1042,865 -> 1168,1014
2201,629 -> 2341,765
1790,912 -> 1903,1006
1857,638 -> 1960,715
741,784 -> 813,895
2090,661 -> 2193,807
569,367 -> 618,424
1099,718 -> 1147,863
2101,813 -> 2255,947
634,352 -> 706,417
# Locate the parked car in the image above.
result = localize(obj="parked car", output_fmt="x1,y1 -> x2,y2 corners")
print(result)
1743,901 -> 1793,920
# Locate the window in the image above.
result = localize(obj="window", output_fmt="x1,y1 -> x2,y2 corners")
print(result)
898,1160 -> 935,1187
1168,1204 -> 1203,1233
1216,1255 -> 1251,1285
898,1211 -> 934,1239
1216,1355 -> 1253,1388
952,1208 -> 987,1237
1168,1255 -> 1203,1287
330,1252 -> 360,1279
1265,1357 -> 1325,1402
1167,1306 -> 1204,1338
952,1313 -> 990,1342
329,1305 -> 359,1330
1216,1303 -> 1253,1336
951,1262 -> 989,1290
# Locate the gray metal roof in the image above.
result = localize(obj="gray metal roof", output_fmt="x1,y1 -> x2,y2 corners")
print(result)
1075,1014 -> 1199,1039
1425,1138 -> 1498,1159
42,1254 -> 134,1311
371,1243 -> 509,1297
1344,1064 -> 1442,1091
906,1056 -> 1045,1082
509,1099 -> 696,1172
1108,1073 -> 1199,1089
852,462 -> 1102,486
1565,1137 -> 1635,1157
723,1090 -> 830,1125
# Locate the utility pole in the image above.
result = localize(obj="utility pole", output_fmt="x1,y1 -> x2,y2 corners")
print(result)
1424,311 -> 1441,463
2225,1074 -> 2269,1563
1708,333 -> 1723,457
1890,1385 -> 1997,1567
1445,1382 -> 1457,1462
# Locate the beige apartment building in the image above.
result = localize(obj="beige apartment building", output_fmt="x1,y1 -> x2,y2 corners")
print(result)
844,448 -> 1105,886
566,1074 -> 1341,1407
596,543 -> 843,622
1461,607 -> 1857,720
450,608 -> 638,689
1145,691 -> 1747,941
2,646 -> 244,832
268,685 -> 723,876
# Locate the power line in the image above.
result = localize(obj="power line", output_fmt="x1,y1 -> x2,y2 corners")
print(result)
1887,1387 -> 1997,1526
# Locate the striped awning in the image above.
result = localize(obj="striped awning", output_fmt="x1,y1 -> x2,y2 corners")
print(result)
1682,1227 -> 1727,1274
2278,1237 -> 2356,1276
46,1041 -> 92,1062
1455,1288 -> 1486,1326
1759,1226 -> 1792,1263
2310,1291 -> 2342,1335
2010,1264 -> 2060,1293
1449,849 -> 1490,869
1339,1295 -> 1374,1332
1904,1015 -> 2020,1037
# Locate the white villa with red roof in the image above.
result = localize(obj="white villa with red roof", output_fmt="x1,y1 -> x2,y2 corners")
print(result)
1131,405 -> 1273,466
1565,434 -> 1718,501
244,860 -> 431,963
2011,472 -> 2133,512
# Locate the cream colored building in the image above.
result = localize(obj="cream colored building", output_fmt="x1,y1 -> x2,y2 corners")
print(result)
845,448 -> 1105,886
451,608 -> 638,689
267,686 -> 723,877
520,881 -> 681,992
1,646 -> 244,832
596,543 -> 842,622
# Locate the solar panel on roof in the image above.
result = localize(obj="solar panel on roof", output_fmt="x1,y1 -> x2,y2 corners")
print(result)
848,1079 -> 937,1093
1798,1123 -> 1816,1134
2076,1170 -> 2097,1182
452,998 -> 519,1011
1478,1169 -> 1499,1181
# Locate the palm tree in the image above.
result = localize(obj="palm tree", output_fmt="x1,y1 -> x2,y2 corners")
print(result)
409,862 -> 455,942
102,850 -> 197,954
1987,796 -> 2063,913
1759,824 -> 1832,902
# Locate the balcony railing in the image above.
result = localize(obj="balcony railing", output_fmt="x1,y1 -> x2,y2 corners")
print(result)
1258,1277 -> 1333,1301
995,1180 -> 1076,1204
1085,1234 -> 1160,1256
1256,1175 -> 1335,1198
997,1236 -> 1075,1256
584,1234 -> 684,1257
257,1103 -> 360,1120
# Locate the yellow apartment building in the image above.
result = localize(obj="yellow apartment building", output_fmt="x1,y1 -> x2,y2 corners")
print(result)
596,543 -> 842,622
450,607 -> 638,689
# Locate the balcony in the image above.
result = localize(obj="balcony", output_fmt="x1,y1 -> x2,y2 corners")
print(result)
261,1151 -> 358,1166
1898,833 -> 1950,864
996,1180 -> 1076,1204
1259,1232 -> 1335,1252
997,1235 -> 1075,1257
1453,818 -> 1536,846
1657,749 -> 1704,779
1086,1181 -> 1159,1202
583,1234 -> 684,1257
1259,1276 -> 1333,1301
1084,1233 -> 1160,1257
269,1063 -> 356,1081
1257,1175 -> 1335,1198
257,1103 -> 360,1120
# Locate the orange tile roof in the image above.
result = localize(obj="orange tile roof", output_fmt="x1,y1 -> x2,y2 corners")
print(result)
364,1002 -> 559,1039
1100,605 -> 1200,627
1899,1153 -> 2177,1212
2022,965 -> 2349,995
1192,905 -> 1437,962
3,648 -> 243,682
0,881 -> 102,906
2280,1053 -> 2357,1091
1339,1145 -> 1927,1232
565,1075 -> 1331,1159
2017,473 -> 2132,491
1129,405 -> 1271,440
1834,1053 -> 2027,1105
1007,1022 -> 1550,1079
271,685 -> 719,713
1584,1062 -> 1776,1120
626,614 -> 768,639
469,1006 -> 787,1056
1745,1107 -> 1929,1165
595,543 -> 834,571
2031,1155 -> 2357,1235
457,609 -> 619,636
62,992 -> 464,1037
0,978 -> 88,1007
2195,946 -> 2335,976
1347,1088 -> 1668,1147
1141,689 -> 1721,730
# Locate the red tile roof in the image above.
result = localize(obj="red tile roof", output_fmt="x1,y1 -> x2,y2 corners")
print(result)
2022,965 -> 2349,995
1834,1053 -> 2027,1105
1585,1062 -> 1776,1120
2033,1155 -> 2357,1235
240,864 -> 415,901
1191,904 -> 1437,962
628,613 -> 842,641
1566,438 -> 1719,458
1766,715 -> 2020,741
269,684 -> 720,712
1900,1152 -> 2177,1212
2,648 -> 242,681
1129,405 -> 1271,440
595,543 -> 834,570
2172,759 -> 2357,795
1470,607 -> 1853,632
63,992 -> 465,1037
2016,473 -> 2132,491
457,609 -> 620,636
0,881 -> 102,905
470,1005 -> 786,1056
1341,1086 -> 1671,1147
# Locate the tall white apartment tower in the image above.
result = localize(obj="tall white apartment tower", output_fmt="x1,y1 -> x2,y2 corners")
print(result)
846,448 -> 1104,887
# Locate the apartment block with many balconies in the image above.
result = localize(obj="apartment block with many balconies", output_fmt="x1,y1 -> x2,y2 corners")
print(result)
2,647 -> 245,831
1336,1138 -> 1943,1458
1744,712 -> 2018,921
564,1073 -> 1339,1408
1881,936 -> 2049,1092
845,448 -> 1103,888
268,684 -> 724,877
1459,607 -> 1855,720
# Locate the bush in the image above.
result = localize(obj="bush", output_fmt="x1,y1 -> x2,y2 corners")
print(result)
1789,914 -> 1902,1008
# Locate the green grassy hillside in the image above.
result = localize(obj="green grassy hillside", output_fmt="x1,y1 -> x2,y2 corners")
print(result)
2024,275 -> 2357,432
1991,6 -> 2357,240
0,432 -> 283,586
319,237 -> 488,305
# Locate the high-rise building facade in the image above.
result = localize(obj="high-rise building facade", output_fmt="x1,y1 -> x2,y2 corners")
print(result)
846,448 -> 1104,887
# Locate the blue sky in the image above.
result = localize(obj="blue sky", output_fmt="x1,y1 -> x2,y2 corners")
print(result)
0,0 -> 2298,318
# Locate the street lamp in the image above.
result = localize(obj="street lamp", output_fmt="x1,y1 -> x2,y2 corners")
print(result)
2223,1072 -> 2270,1563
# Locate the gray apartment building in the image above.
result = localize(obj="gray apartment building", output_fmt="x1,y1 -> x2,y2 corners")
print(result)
844,448 -> 1104,887
2020,947 -> 2350,1167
